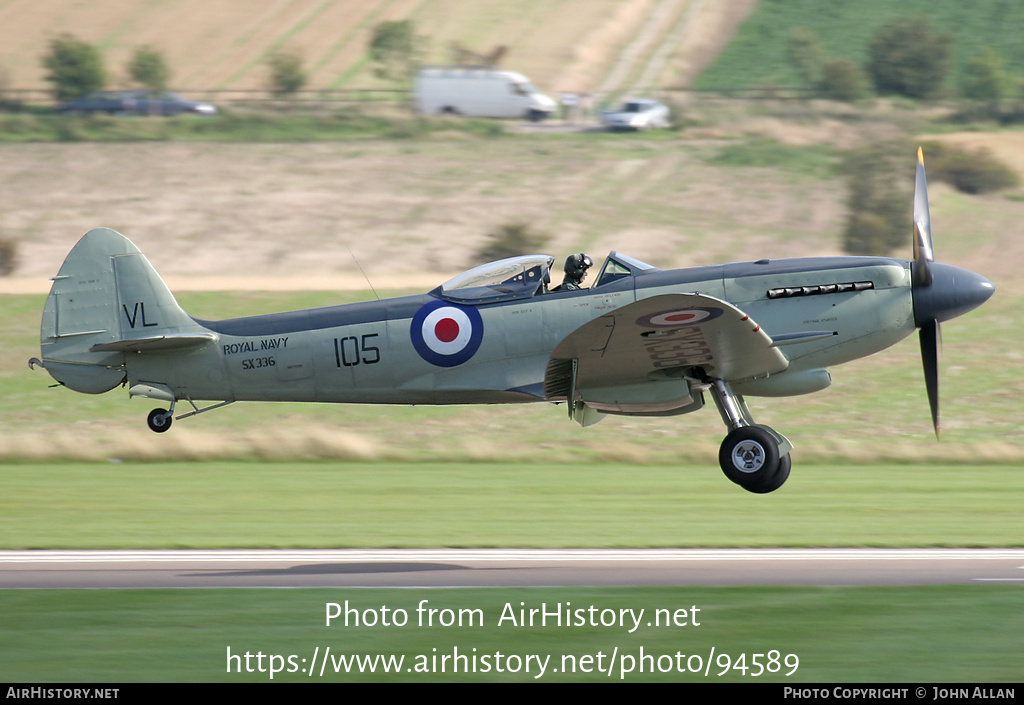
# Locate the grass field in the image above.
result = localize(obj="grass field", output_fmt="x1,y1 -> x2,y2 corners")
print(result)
7,0 -> 1021,101
2,462 -> 1022,549
696,0 -> 1024,91
0,0 -> 737,97
0,129 -> 852,283
2,586 -> 1022,682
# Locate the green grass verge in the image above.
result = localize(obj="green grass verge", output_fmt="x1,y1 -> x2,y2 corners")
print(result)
711,137 -> 838,179
1,462 -> 1021,548
0,110 -> 507,144
1,586 -> 1020,682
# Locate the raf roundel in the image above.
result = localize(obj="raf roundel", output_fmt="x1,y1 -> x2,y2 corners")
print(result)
411,300 -> 484,367
636,306 -> 724,329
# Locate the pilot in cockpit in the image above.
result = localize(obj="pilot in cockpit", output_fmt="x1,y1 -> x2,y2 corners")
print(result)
551,253 -> 593,291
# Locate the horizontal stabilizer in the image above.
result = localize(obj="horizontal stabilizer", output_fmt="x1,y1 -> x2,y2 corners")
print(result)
90,333 -> 216,353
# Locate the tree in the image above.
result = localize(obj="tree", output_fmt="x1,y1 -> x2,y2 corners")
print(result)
961,47 -> 1012,104
369,20 -> 420,82
43,34 -> 105,101
840,144 -> 911,256
866,16 -> 953,99
819,58 -> 869,102
129,46 -> 171,92
0,64 -> 15,110
0,238 -> 17,276
920,141 -> 1019,194
476,222 -> 548,263
266,52 -> 307,98
786,28 -> 826,90
785,27 -> 868,102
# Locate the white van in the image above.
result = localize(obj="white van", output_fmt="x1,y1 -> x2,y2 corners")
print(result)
414,68 -> 556,120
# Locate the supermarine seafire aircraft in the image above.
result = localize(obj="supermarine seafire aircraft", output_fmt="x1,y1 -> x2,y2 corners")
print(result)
32,149 -> 993,493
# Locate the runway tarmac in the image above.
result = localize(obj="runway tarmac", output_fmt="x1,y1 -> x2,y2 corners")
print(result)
1,549 -> 1022,588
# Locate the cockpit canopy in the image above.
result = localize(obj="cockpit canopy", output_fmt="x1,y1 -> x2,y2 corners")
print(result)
438,255 -> 553,303
436,252 -> 659,304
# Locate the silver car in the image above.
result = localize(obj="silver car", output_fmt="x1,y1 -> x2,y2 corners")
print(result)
600,98 -> 670,131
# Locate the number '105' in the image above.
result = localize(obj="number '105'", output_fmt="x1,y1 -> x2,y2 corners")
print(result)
334,334 -> 381,367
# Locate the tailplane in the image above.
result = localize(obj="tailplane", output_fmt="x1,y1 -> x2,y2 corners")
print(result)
38,228 -> 212,393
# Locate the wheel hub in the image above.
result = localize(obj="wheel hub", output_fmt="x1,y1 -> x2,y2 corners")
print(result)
731,440 -> 766,473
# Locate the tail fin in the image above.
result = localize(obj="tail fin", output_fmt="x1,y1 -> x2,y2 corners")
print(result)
39,228 -> 212,394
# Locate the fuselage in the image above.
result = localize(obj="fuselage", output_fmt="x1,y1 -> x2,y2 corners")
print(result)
122,255 -> 924,406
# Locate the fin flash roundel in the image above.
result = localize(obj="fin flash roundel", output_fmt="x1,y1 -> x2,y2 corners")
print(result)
411,300 -> 483,367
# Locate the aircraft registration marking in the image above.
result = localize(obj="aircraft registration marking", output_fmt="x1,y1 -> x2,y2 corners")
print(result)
641,326 -> 713,368
242,357 -> 275,370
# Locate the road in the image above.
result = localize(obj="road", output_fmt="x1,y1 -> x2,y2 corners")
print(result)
1,549 -> 1022,588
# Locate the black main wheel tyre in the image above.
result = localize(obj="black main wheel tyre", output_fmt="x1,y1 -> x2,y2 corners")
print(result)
719,426 -> 781,491
147,408 -> 172,433
746,453 -> 791,494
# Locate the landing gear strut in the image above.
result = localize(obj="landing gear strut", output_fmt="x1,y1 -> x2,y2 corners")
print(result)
709,380 -> 792,493
141,396 -> 234,433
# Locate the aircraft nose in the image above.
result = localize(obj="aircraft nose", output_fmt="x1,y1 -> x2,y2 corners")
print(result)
913,262 -> 995,327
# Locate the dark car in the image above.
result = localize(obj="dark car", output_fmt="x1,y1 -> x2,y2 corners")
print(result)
58,90 -> 217,116
57,91 -> 126,115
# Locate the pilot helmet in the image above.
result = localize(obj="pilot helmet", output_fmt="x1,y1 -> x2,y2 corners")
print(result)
564,253 -> 593,281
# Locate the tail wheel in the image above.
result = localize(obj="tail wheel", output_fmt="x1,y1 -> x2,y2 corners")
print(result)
147,408 -> 172,433
719,426 -> 787,493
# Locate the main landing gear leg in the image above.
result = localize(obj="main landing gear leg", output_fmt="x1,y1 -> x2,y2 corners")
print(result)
709,380 -> 792,494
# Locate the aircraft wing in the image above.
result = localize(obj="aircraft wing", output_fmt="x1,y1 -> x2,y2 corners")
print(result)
545,293 -> 788,417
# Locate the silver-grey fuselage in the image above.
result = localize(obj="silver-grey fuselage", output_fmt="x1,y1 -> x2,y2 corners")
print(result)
126,256 -> 921,407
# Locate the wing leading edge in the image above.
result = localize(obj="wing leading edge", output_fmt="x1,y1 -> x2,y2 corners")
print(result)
545,293 -> 789,422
